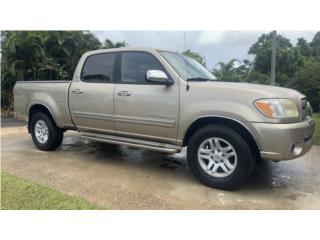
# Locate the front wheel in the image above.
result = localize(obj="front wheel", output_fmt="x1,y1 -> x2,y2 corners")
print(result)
30,112 -> 63,151
187,125 -> 256,190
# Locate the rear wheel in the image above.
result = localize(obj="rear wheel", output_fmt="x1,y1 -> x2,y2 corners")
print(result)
187,125 -> 256,190
30,112 -> 63,151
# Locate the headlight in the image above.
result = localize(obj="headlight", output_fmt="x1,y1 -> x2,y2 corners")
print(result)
254,99 -> 299,119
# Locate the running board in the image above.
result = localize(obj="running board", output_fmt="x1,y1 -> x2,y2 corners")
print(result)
81,133 -> 181,154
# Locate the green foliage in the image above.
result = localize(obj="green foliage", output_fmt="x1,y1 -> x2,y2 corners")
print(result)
1,171 -> 101,209
313,113 -> 320,145
310,32 -> 320,60
211,31 -> 320,111
296,38 -> 312,57
287,59 -> 320,112
241,70 -> 270,85
102,39 -> 128,48
212,59 -> 241,82
182,49 -> 206,66
1,30 -> 320,112
248,32 -> 304,86
1,31 -> 127,109
1,31 -> 101,81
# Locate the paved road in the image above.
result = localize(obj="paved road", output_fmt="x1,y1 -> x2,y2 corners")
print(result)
1,117 -> 26,128
1,123 -> 320,209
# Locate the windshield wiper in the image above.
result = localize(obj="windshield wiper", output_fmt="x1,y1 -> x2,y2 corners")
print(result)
186,77 -> 218,82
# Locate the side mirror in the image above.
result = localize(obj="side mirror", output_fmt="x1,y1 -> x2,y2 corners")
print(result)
146,70 -> 173,85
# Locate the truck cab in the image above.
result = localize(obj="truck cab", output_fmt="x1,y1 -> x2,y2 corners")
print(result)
14,47 -> 315,189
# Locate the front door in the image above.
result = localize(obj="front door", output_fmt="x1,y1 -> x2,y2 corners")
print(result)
69,52 -> 116,133
114,51 -> 179,144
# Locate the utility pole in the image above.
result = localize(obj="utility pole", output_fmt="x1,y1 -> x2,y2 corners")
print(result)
271,30 -> 277,86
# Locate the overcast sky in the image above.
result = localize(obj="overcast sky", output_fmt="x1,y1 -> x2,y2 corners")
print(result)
93,31 -> 317,69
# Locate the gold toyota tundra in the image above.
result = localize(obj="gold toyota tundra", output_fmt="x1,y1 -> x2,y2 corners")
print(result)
14,47 -> 316,189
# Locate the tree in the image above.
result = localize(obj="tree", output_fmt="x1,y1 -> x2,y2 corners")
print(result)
310,32 -> 320,60
248,32 -> 304,86
242,70 -> 270,85
287,59 -> 320,112
102,39 -> 128,49
296,38 -> 311,57
43,31 -> 102,79
1,31 -> 103,108
212,59 -> 241,82
248,32 -> 292,75
1,31 -> 102,81
182,49 -> 206,66
1,31 -> 130,109
2,31 -> 49,81
1,31 -> 54,108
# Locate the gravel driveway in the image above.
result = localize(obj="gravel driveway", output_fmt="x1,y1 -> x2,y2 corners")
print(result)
1,121 -> 320,209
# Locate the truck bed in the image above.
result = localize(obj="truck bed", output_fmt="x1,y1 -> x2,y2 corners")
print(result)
14,80 -> 73,128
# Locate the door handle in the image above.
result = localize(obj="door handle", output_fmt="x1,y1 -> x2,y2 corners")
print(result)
118,91 -> 131,96
72,89 -> 83,94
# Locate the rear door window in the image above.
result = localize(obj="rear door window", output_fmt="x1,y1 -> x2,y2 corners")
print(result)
81,53 -> 116,83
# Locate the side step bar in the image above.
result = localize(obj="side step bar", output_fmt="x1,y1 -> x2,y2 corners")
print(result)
81,133 -> 181,154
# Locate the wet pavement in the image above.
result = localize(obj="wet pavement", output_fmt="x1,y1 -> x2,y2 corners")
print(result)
1,117 -> 26,128
1,124 -> 320,209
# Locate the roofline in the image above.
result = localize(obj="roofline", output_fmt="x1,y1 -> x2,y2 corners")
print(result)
83,47 -> 180,56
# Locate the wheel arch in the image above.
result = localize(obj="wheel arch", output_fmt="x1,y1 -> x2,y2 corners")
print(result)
183,116 -> 261,158
28,104 -> 57,133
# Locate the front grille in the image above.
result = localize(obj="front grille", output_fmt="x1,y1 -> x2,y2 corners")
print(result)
301,97 -> 311,121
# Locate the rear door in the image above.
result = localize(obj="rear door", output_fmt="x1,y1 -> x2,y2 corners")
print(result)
113,51 -> 179,144
69,52 -> 116,133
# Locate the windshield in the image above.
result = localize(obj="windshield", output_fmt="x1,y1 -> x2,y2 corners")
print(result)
159,51 -> 216,81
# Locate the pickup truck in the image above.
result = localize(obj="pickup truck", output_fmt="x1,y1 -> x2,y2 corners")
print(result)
14,47 -> 315,189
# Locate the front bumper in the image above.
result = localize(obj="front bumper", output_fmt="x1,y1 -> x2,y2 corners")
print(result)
251,116 -> 315,161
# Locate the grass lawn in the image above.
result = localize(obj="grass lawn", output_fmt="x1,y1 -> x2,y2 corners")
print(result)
314,113 -> 320,145
1,171 -> 102,210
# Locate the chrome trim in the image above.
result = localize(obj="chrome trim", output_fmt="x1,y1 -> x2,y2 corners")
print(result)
146,70 -> 170,84
82,133 -> 181,153
147,70 -> 168,80
34,120 -> 49,143
72,89 -> 83,94
260,151 -> 281,160
78,126 -> 177,144
198,137 -> 238,178
300,97 -> 310,121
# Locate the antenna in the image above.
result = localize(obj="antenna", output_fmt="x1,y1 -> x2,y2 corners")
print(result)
184,31 -> 190,91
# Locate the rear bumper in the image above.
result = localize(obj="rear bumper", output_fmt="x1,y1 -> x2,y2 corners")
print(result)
251,116 -> 315,161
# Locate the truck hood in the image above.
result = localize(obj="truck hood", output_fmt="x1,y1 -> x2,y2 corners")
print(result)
183,81 -> 306,123
189,81 -> 305,102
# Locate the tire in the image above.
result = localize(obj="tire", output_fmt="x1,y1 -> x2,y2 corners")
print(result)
187,125 -> 256,190
30,112 -> 63,151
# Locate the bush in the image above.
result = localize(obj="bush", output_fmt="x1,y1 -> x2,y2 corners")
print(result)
288,60 -> 320,112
